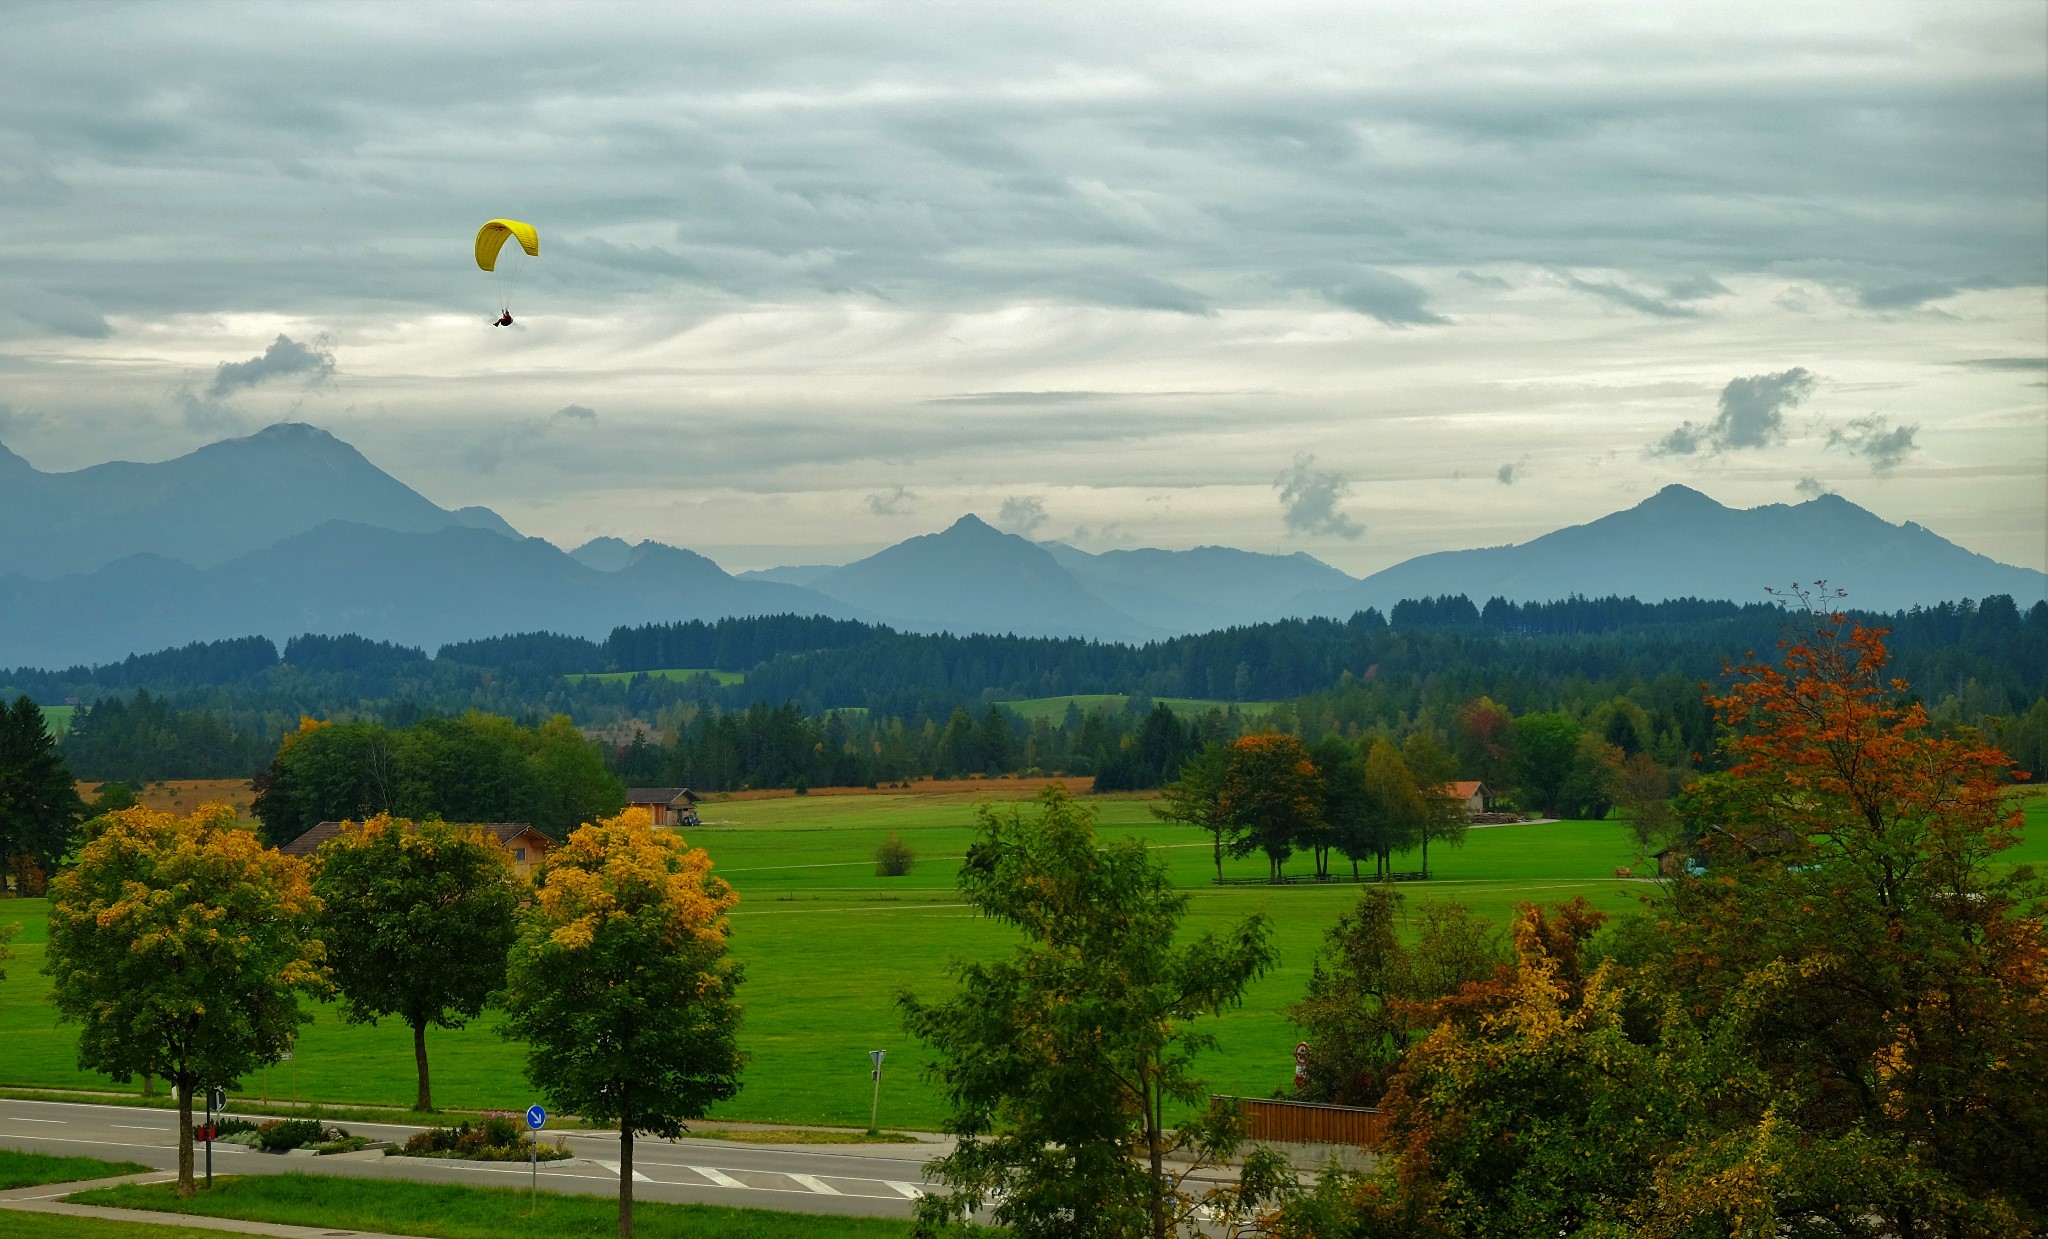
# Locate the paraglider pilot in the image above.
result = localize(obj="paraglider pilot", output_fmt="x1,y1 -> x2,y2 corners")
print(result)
494,310 -> 514,327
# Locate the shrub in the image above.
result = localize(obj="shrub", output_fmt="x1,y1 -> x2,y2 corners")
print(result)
874,833 -> 915,877
257,1118 -> 342,1152
212,1118 -> 258,1138
398,1120 -> 570,1162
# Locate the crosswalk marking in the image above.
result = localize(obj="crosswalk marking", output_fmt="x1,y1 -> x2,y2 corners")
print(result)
789,1173 -> 841,1195
689,1165 -> 748,1189
888,1180 -> 924,1198
591,1159 -> 652,1182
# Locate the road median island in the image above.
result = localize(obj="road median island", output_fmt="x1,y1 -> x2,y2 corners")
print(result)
68,1173 -> 925,1238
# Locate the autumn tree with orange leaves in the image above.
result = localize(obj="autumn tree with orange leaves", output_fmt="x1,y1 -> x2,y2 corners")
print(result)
1269,596 -> 2046,1238
500,808 -> 743,1239
1219,733 -> 1324,881
45,804 -> 328,1197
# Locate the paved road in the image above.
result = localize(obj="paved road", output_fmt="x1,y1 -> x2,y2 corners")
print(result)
0,1097 -> 945,1219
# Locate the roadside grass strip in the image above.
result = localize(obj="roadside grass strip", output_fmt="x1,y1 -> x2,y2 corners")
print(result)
0,1213 -> 237,1239
0,1149 -> 148,1191
70,1174 -> 922,1238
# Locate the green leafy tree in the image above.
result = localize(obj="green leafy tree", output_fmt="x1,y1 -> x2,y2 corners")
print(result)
0,695 -> 85,894
44,804 -> 327,1196
900,785 -> 1278,1239
0,919 -> 17,981
1287,886 -> 1503,1104
1151,742 -> 1234,881
1509,711 -> 1582,818
1360,739 -> 1425,877
1402,730 -> 1466,875
310,815 -> 522,1111
523,714 -> 626,839
251,717 -> 399,847
1313,736 -> 1374,879
1219,733 -> 1324,881
501,807 -> 744,1239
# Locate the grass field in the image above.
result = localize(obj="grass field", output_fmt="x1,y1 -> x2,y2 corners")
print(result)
998,694 -> 1274,721
565,668 -> 745,686
37,705 -> 74,735
72,1175 -> 916,1238
0,1148 -> 146,1190
4,787 -> 2041,1131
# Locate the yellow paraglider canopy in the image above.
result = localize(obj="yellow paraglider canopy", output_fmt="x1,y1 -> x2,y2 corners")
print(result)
475,219 -> 540,272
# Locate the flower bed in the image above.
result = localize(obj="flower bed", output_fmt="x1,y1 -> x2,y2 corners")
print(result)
392,1115 -> 571,1163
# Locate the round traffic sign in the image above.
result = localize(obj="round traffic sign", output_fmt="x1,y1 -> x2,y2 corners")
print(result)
1293,1041 -> 1310,1065
526,1104 -> 546,1130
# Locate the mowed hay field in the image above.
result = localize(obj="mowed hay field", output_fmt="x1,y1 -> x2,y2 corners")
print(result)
4,786 -> 2042,1130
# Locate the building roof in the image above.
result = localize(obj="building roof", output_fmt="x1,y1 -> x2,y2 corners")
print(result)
624,787 -> 699,806
282,820 -> 546,857
1449,781 -> 1490,799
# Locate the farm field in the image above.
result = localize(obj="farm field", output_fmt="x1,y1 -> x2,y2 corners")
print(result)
998,693 -> 1276,721
4,787 -> 2039,1131
564,667 -> 745,686
37,705 -> 75,735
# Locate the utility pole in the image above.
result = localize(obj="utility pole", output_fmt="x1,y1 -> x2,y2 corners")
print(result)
867,1050 -> 886,1135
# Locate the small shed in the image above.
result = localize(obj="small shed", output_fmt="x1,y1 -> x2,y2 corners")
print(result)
1446,781 -> 1494,818
625,787 -> 701,827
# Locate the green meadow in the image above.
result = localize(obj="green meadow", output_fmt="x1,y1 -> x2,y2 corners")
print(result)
37,705 -> 75,735
3,788 -> 2040,1130
564,668 -> 745,686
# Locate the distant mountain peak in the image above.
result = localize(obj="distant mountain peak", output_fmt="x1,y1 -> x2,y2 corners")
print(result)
0,439 -> 30,476
947,513 -> 1003,535
1640,483 -> 1724,511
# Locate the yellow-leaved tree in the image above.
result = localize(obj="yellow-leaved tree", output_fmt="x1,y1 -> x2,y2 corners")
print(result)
44,804 -> 328,1195
501,807 -> 744,1239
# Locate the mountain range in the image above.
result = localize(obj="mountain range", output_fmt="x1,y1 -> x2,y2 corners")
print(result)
2,422 -> 2041,668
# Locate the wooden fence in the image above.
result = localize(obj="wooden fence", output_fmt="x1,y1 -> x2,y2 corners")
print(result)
1224,1097 -> 1389,1148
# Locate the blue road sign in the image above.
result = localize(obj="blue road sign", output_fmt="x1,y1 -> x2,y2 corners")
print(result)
526,1104 -> 546,1130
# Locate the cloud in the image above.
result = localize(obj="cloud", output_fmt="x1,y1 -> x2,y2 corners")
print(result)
1826,414 -> 1919,473
1496,459 -> 1527,485
553,404 -> 597,421
1565,275 -> 1697,319
1457,270 -> 1511,289
1653,367 -> 1816,456
996,495 -> 1049,536
206,334 -> 334,399
1796,475 -> 1828,498
1952,357 -> 2048,372
1323,269 -> 1448,327
866,484 -> 917,516
1276,454 -> 1364,539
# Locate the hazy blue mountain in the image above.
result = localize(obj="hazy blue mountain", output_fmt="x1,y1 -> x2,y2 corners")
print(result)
1042,541 -> 1356,630
0,422 -> 522,579
570,536 -> 638,571
1284,485 -> 2048,617
0,521 -> 863,668
737,565 -> 840,587
806,514 -> 1162,641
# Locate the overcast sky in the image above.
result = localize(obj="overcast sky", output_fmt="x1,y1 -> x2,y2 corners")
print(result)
2,1 -> 2043,575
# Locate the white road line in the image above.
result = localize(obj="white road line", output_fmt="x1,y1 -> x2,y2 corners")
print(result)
888,1180 -> 924,1198
0,1133 -> 162,1151
111,1125 -> 165,1131
689,1165 -> 748,1188
789,1173 -> 841,1195
7,1118 -> 63,1123
590,1159 -> 652,1182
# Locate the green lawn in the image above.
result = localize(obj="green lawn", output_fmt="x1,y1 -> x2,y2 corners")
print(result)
0,1148 -> 147,1190
37,705 -> 74,736
997,694 -> 1273,721
71,1175 -> 915,1238
5,788 -> 2039,1130
564,668 -> 744,686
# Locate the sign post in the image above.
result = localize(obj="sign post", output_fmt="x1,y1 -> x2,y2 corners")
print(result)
867,1050 -> 886,1135
525,1104 -> 546,1215
203,1087 -> 226,1188
1293,1041 -> 1310,1092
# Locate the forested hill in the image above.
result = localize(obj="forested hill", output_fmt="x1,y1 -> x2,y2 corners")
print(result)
8,593 -> 2043,721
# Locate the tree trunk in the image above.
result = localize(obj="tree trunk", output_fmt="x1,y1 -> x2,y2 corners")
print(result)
412,1020 -> 432,1112
175,1075 -> 195,1197
1422,831 -> 1429,878
142,1072 -> 155,1098
1146,1066 -> 1167,1239
1212,828 -> 1222,881
618,1126 -> 634,1238
1350,855 -> 1359,880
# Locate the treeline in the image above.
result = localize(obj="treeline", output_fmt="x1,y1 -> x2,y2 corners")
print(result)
6,595 -> 2043,786
251,712 -> 623,848
60,691 -> 274,782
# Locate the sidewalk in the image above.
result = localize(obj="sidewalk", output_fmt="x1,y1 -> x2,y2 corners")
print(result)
0,1171 -> 441,1239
